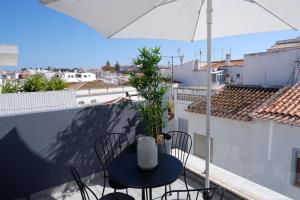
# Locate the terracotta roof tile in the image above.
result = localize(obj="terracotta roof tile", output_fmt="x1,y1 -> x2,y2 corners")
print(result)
186,85 -> 279,121
252,83 -> 300,126
199,59 -> 244,71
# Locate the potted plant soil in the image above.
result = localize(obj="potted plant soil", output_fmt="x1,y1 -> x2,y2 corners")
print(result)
129,47 -> 171,170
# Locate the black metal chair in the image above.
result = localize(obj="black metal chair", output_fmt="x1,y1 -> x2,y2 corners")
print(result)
94,133 -> 130,197
161,187 -> 224,200
164,131 -> 192,199
70,167 -> 134,200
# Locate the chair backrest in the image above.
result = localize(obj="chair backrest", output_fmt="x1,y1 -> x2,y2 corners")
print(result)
94,133 -> 130,177
70,167 -> 98,200
161,187 -> 225,200
167,131 -> 192,166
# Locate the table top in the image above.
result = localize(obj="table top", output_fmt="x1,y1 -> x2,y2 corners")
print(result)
108,153 -> 183,189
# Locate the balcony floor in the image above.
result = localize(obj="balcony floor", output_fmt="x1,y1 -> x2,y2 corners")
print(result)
29,172 -> 225,200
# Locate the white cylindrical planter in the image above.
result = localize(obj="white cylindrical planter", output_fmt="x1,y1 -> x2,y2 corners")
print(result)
137,136 -> 158,170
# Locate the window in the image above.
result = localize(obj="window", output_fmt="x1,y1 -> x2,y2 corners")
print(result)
78,101 -> 85,105
84,75 -> 87,78
294,149 -> 300,186
212,73 -> 225,84
236,73 -> 241,79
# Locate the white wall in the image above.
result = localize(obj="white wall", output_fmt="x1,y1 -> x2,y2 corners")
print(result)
0,90 -> 77,116
243,48 -> 300,86
172,60 -> 243,87
81,73 -> 96,82
63,72 -> 96,83
173,61 -> 208,87
225,67 -> 243,84
175,106 -> 300,199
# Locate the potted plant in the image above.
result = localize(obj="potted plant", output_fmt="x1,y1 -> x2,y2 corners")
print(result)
129,47 -> 171,170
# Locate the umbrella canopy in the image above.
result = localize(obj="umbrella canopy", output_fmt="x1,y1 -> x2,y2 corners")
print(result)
41,0 -> 300,189
42,0 -> 299,41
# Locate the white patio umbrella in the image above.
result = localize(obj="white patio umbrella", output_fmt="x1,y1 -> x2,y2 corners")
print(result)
41,0 -> 300,188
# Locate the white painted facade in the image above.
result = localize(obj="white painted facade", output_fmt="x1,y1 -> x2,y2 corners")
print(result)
243,48 -> 300,86
224,66 -> 243,84
63,72 -> 96,83
171,61 -> 207,87
174,100 -> 300,199
162,60 -> 243,87
102,74 -> 129,85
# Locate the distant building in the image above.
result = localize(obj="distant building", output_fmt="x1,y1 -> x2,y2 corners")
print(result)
62,72 -> 96,83
102,74 -> 129,85
163,54 -> 243,87
119,65 -> 139,72
243,36 -> 300,86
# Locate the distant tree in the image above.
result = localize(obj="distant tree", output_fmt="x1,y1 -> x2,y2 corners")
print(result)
21,67 -> 27,71
1,81 -> 20,94
46,77 -> 67,91
115,61 -> 120,72
110,67 -> 116,73
23,74 -> 47,92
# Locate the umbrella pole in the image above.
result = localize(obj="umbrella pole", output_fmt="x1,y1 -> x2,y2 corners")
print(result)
205,0 -> 212,189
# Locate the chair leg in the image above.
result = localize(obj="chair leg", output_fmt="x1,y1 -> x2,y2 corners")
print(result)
164,185 -> 167,200
102,179 -> 106,197
183,170 -> 191,200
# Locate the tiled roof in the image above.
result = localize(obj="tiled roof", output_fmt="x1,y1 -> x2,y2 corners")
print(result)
268,42 -> 300,51
199,59 -> 244,71
252,83 -> 300,126
186,85 -> 279,121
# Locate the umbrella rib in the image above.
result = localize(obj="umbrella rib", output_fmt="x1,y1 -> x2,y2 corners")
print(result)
108,0 -> 180,38
40,0 -> 59,5
251,0 -> 297,31
191,0 -> 206,42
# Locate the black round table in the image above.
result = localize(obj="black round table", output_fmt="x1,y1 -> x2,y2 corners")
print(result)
108,153 -> 183,200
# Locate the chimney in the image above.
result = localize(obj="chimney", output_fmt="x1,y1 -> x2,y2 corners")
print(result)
225,53 -> 231,66
193,59 -> 199,71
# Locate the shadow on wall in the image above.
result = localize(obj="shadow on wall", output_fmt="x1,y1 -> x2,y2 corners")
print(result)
0,103 -> 143,199
0,128 -> 59,200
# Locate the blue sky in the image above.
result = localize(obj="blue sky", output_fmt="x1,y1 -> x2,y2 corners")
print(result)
1,0 -> 300,70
